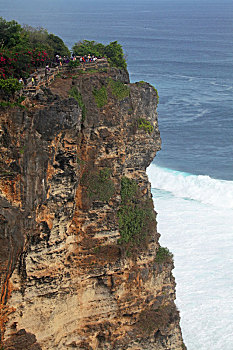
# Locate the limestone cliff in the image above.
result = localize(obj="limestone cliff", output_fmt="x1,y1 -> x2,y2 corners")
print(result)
0,67 -> 185,349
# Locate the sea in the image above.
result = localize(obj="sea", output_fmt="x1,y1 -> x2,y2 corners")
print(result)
1,0 -> 233,348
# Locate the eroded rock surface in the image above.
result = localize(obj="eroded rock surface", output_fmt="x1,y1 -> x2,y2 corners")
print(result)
0,68 -> 185,349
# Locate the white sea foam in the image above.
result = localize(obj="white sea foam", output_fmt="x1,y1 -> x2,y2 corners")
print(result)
147,165 -> 233,350
150,188 -> 233,350
147,164 -> 233,209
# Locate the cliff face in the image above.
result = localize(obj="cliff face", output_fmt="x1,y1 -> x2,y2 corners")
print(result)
0,68 -> 185,349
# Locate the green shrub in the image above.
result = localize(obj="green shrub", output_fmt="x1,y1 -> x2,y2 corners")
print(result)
108,78 -> 129,100
17,95 -> 25,103
104,41 -> 127,69
0,101 -> 25,109
138,118 -> 153,134
81,167 -> 115,202
120,176 -> 137,202
72,40 -> 127,70
0,101 -> 13,108
118,176 -> 155,249
92,86 -> 107,108
68,60 -> 80,68
0,78 -> 22,96
69,87 -> 86,121
118,204 -> 152,244
155,246 -> 173,263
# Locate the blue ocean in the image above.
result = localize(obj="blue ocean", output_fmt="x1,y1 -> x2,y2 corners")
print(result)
1,0 -> 233,348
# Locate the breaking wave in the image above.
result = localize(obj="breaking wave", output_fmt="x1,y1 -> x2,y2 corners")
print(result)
147,164 -> 233,209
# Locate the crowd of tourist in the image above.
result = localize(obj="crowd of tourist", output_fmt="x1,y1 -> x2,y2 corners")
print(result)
55,54 -> 99,65
18,53 -> 105,87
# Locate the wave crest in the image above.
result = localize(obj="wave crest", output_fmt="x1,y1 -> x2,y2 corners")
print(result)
147,164 -> 233,209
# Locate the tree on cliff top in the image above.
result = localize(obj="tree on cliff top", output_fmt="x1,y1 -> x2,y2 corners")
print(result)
72,40 -> 127,69
0,17 -> 23,48
0,17 -> 70,79
22,25 -> 70,57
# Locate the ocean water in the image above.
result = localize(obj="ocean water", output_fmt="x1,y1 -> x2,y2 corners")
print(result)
1,0 -> 233,348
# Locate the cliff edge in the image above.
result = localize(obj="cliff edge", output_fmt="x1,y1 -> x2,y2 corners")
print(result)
0,67 -> 185,349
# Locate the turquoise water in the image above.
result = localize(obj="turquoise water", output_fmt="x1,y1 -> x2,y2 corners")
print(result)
1,0 -> 233,348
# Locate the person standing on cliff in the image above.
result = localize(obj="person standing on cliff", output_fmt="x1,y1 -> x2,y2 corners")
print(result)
45,67 -> 48,81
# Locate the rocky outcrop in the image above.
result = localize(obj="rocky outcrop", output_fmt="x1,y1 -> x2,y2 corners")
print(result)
0,67 -> 185,349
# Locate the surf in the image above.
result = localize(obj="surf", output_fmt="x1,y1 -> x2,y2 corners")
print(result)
147,164 -> 233,209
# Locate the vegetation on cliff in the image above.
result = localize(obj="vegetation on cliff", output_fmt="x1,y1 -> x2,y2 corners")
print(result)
0,17 -> 127,106
92,86 -> 108,108
118,176 -> 156,253
155,246 -> 173,263
92,79 -> 130,108
137,117 -> 154,134
81,167 -> 115,202
0,17 -> 70,79
0,18 -> 126,80
108,78 -> 130,100
72,40 -> 127,69
0,78 -> 22,97
68,86 -> 86,121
